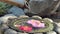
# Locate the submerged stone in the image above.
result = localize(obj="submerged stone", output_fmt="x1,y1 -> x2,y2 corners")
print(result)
8,6 -> 25,16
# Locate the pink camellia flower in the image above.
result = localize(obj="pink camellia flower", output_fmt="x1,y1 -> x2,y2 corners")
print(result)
27,19 -> 45,28
15,25 -> 32,32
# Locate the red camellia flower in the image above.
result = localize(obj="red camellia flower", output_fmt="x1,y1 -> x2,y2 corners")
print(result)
19,26 -> 32,32
15,25 -> 32,32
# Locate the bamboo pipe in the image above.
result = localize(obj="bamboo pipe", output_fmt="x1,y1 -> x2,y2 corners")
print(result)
0,0 -> 29,9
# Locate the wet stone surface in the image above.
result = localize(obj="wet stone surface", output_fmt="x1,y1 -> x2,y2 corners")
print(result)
8,6 -> 25,17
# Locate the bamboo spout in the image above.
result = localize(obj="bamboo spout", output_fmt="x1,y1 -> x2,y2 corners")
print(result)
0,0 -> 29,8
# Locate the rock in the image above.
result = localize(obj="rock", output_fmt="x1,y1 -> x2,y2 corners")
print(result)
4,29 -> 17,34
8,6 -> 25,17
19,15 -> 29,18
1,24 -> 9,31
54,23 -> 60,28
4,14 -> 17,18
58,6 -> 60,11
34,33 -> 43,34
24,9 -> 29,13
0,20 -> 3,25
54,0 -> 58,1
0,14 -> 17,23
17,32 -> 28,34
55,27 -> 60,34
32,16 -> 42,19
43,18 -> 53,23
29,0 -> 54,14
46,31 -> 57,34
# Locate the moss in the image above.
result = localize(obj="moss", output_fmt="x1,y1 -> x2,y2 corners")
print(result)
0,2 -> 13,15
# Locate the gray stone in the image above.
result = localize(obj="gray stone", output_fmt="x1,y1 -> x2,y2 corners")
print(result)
8,6 -> 25,17
1,24 -> 9,30
34,33 -> 43,34
4,29 -> 17,34
29,0 -> 54,14
43,18 -> 53,23
46,31 -> 57,34
17,32 -> 28,34
0,14 -> 17,23
55,27 -> 60,34
0,20 -> 3,25
24,9 -> 29,13
32,16 -> 42,19
54,23 -> 60,28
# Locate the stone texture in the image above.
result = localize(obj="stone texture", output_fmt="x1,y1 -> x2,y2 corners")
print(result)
54,23 -> 60,28
32,16 -> 42,19
24,9 -> 29,13
4,29 -> 17,34
1,24 -> 9,30
43,18 -> 53,23
29,0 -> 54,14
19,15 -> 29,18
34,33 -> 43,34
55,27 -> 60,34
46,31 -> 57,34
17,32 -> 28,34
0,20 -> 3,25
58,6 -> 60,11
8,6 -> 25,16
0,14 -> 17,23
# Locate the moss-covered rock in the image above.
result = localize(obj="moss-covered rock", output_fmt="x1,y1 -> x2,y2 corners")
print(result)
8,15 -> 54,33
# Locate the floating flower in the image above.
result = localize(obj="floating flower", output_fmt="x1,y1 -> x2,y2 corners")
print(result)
27,19 -> 45,28
15,25 -> 32,32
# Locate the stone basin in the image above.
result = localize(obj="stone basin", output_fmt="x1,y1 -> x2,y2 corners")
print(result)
7,15 -> 54,33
